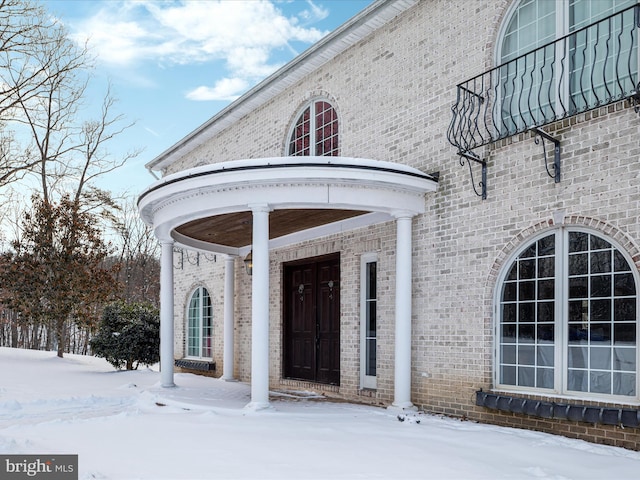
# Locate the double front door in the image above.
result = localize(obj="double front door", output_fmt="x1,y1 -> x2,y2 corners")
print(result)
283,254 -> 340,385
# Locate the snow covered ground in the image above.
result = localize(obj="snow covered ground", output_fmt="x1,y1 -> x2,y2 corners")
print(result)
1,347 -> 640,479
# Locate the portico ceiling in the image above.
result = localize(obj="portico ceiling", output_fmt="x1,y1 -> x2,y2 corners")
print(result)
175,209 -> 368,248
138,157 -> 438,255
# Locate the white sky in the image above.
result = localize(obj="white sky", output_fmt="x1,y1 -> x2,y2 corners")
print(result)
42,0 -> 373,196
1,347 -> 640,479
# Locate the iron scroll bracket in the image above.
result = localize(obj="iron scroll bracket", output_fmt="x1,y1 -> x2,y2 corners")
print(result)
457,150 -> 486,200
531,128 -> 561,183
631,88 -> 640,114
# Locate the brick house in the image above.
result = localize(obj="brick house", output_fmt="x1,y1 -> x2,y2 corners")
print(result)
138,0 -> 640,449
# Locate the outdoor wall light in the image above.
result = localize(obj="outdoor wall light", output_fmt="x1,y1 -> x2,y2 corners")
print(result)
243,251 -> 253,276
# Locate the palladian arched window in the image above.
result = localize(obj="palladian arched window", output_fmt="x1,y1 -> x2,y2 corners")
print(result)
497,228 -> 638,399
497,0 -> 637,133
187,286 -> 212,359
288,99 -> 338,156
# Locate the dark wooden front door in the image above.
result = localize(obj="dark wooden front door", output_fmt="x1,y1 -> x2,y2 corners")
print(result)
283,255 -> 340,385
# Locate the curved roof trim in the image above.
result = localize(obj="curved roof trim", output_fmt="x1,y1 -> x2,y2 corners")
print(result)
145,0 -> 419,173
138,157 -> 438,247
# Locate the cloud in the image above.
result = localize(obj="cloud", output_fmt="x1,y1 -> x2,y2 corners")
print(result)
185,78 -> 249,102
69,0 -> 330,100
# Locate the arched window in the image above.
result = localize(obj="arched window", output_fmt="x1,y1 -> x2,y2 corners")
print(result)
497,0 -> 636,133
187,287 -> 212,358
288,99 -> 338,156
497,228 -> 638,399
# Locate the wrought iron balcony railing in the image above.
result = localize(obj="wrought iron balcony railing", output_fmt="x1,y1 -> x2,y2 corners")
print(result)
447,4 -> 640,198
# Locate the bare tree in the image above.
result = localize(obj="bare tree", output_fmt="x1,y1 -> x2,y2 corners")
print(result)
0,0 -> 78,189
110,197 -> 160,307
0,0 -> 142,356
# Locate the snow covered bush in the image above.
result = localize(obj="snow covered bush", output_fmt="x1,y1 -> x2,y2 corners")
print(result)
91,302 -> 160,370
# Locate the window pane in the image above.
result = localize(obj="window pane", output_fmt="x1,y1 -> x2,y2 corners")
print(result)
591,275 -> 611,297
502,324 -> 516,342
367,302 -> 376,336
518,303 -> 535,322
537,367 -> 554,389
503,303 -> 517,322
538,233 -> 555,256
519,259 -> 536,279
501,365 -> 516,385
614,273 -> 635,296
591,251 -> 611,273
537,324 -> 554,342
538,279 -> 554,300
568,369 -> 588,392
519,281 -> 535,301
537,302 -> 554,322
568,300 -> 587,322
569,324 -> 588,344
507,263 -> 518,280
502,344 -> 517,364
614,323 -> 636,344
568,346 -> 588,368
518,324 -> 535,343
569,232 -> 589,252
590,371 -> 611,394
518,366 -> 536,387
614,250 -> 632,272
366,338 -> 376,376
590,234 -> 611,251
614,298 -> 636,320
367,262 -> 377,298
537,345 -> 554,366
538,257 -> 555,277
590,347 -> 612,369
569,253 -> 588,275
503,282 -> 517,301
613,347 -> 636,371
590,300 -> 611,322
569,277 -> 588,298
613,372 -> 636,396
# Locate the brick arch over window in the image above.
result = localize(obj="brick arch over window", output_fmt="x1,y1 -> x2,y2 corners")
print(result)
488,216 -> 640,291
286,97 -> 339,157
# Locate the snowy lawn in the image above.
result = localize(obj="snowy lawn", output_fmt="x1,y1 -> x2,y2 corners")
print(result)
1,347 -> 639,479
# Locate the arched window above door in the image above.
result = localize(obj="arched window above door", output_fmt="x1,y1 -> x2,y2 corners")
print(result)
288,99 -> 339,156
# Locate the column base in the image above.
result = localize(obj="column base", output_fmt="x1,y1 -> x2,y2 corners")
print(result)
161,382 -> 176,388
387,403 -> 417,414
244,401 -> 274,412
221,377 -> 238,382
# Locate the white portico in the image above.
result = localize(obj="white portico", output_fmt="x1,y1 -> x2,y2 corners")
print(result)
138,156 -> 437,410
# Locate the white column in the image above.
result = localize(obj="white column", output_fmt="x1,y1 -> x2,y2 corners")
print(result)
392,213 -> 415,410
160,240 -> 175,388
245,204 -> 271,410
222,255 -> 236,381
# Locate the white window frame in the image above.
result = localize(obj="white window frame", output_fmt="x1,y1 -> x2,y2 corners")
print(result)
186,286 -> 213,360
360,253 -> 378,389
494,227 -> 640,403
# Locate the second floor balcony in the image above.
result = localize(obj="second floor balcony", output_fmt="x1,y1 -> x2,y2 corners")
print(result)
448,4 -> 639,156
